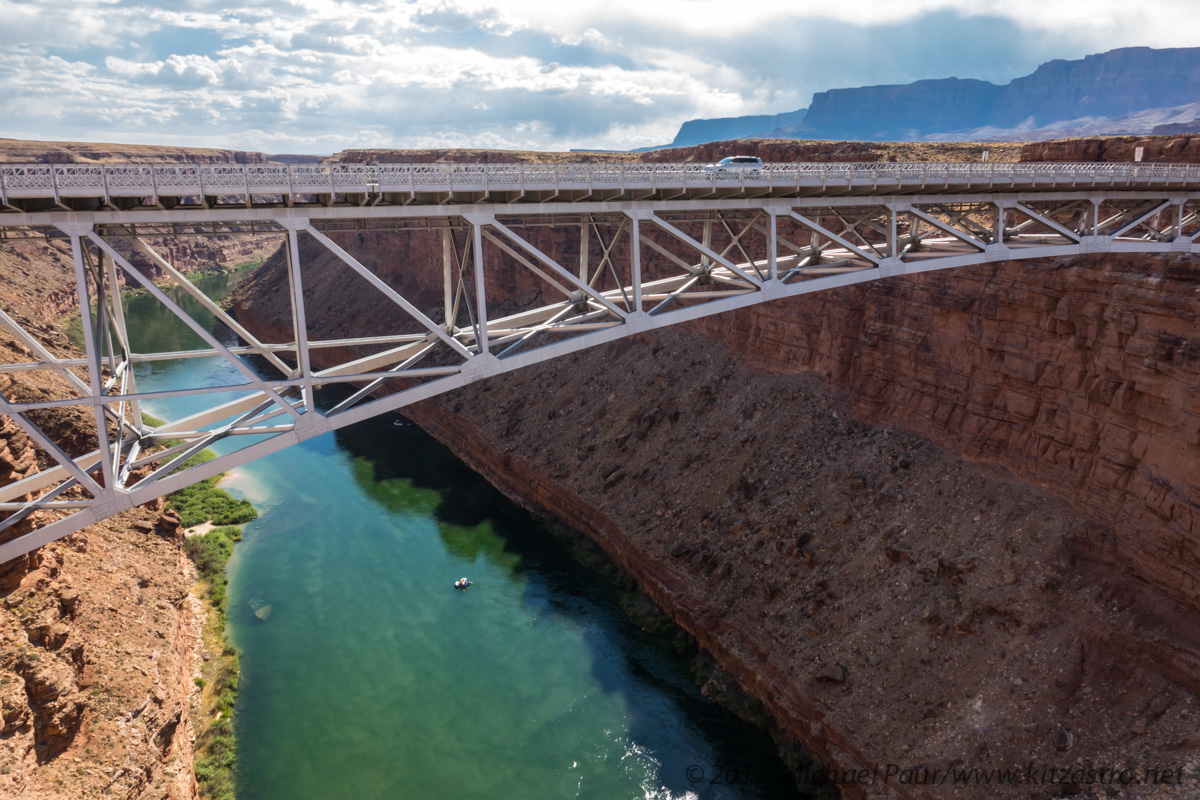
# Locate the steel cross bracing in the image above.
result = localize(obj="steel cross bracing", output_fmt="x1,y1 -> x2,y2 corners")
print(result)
0,160 -> 1199,562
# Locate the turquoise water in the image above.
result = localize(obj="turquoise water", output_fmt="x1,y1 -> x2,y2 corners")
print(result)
125,273 -> 805,800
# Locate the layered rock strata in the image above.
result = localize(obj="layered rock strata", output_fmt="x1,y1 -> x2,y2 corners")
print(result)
1020,134 -> 1200,163
688,253 -> 1200,611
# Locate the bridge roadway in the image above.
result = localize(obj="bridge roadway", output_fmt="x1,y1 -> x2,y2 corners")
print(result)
2,160 -> 1200,214
0,160 -> 1198,560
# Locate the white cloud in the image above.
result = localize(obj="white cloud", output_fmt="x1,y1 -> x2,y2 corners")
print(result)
0,0 -> 1195,153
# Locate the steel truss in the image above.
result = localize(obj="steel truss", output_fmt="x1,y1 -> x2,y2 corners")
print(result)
1,168 -> 1199,562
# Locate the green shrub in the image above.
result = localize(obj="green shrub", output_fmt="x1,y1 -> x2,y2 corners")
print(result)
183,526 -> 244,621
166,453 -> 257,528
181,519 -> 244,800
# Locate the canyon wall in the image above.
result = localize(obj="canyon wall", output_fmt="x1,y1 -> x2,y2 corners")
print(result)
802,78 -> 1003,141
0,138 -> 273,165
666,108 -> 811,148
327,139 -> 1021,165
1020,134 -> 1200,163
688,253 -> 1200,608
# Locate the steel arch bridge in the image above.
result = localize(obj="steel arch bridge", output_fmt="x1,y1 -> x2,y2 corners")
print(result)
1,159 -> 1199,561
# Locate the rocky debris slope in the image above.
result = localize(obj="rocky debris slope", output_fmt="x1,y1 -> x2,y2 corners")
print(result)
0,507 -> 203,800
689,253 -> 1200,613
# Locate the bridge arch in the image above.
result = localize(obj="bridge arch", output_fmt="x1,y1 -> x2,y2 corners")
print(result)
1,160 -> 1198,560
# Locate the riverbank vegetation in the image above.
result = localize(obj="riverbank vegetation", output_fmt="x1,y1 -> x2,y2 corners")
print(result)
169,451 -> 254,800
186,523 -> 243,800
167,452 -> 257,527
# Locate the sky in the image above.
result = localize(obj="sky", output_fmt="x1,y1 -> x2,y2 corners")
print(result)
1,0 -> 1196,154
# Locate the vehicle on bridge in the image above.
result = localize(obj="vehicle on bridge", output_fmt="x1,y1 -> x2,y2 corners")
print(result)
702,155 -> 763,173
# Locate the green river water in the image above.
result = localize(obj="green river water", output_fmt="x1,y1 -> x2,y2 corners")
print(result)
123,268 -> 807,800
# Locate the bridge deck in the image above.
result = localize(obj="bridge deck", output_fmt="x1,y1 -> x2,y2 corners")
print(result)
4,161 -> 1200,213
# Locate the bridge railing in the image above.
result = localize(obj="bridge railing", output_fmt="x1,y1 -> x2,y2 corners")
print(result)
4,161 -> 1200,203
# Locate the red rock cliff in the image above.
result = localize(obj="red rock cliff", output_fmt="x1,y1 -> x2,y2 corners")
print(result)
687,253 -> 1200,609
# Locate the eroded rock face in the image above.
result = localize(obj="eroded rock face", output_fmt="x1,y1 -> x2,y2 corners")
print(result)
687,253 -> 1200,609
1020,134 -> 1200,162
0,508 -> 203,799
0,414 -> 42,591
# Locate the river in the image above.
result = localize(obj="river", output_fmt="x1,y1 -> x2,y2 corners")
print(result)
123,267 -> 806,800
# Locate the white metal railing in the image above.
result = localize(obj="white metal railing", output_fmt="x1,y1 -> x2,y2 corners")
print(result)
3,161 -> 1200,203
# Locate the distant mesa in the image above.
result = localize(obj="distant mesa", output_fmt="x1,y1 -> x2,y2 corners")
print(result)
657,109 -> 809,150
655,46 -> 1200,148
1152,117 -> 1200,136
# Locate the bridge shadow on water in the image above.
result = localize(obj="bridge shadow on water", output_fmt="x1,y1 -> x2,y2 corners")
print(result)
328,403 -> 814,800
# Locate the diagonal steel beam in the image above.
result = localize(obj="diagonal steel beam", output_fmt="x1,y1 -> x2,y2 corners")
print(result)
326,342 -> 439,415
588,218 -> 627,288
646,214 -> 763,286
301,224 -> 475,361
1010,202 -> 1083,242
0,397 -> 103,496
128,235 -> 296,378
0,309 -> 92,398
480,229 -> 574,296
129,396 -> 278,490
717,212 -> 765,279
639,234 -> 701,274
902,206 -> 987,251
926,204 -> 994,240
585,218 -> 632,309
86,231 -> 304,421
1111,201 -> 1172,239
486,218 -> 628,318
782,210 -> 881,265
